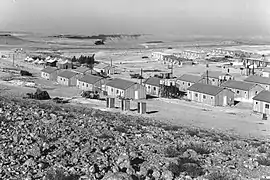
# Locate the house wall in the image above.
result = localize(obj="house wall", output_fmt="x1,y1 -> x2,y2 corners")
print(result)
253,100 -> 270,115
106,83 -> 146,99
215,89 -> 234,106
93,67 -> 104,73
57,76 -> 69,86
187,90 -> 216,106
177,80 -> 197,92
257,83 -> 270,91
41,71 -> 57,81
145,84 -> 160,96
77,80 -> 103,92
57,63 -> 72,69
41,72 -> 50,80
187,89 -> 234,106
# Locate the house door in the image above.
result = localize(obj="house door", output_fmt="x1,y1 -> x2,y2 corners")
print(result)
254,101 -> 259,112
135,91 -> 139,99
223,96 -> 227,106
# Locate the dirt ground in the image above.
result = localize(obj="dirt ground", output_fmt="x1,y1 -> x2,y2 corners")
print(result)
1,45 -> 270,140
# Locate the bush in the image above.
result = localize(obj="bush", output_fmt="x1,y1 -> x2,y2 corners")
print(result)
186,142 -> 212,155
256,155 -> 270,166
168,157 -> 205,178
45,169 -> 80,180
165,145 -> 181,158
258,144 -> 269,153
206,171 -> 237,180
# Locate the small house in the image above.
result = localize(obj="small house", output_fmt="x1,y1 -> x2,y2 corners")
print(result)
41,67 -> 58,81
93,63 -> 115,75
143,77 -> 161,97
176,74 -> 202,92
253,90 -> 270,115
77,74 -> 104,92
57,60 -> 72,69
105,78 -> 146,99
244,75 -> 270,91
187,83 -> 234,106
221,80 -> 264,102
200,71 -> 234,86
46,59 -> 57,67
71,66 -> 92,79
57,70 -> 77,86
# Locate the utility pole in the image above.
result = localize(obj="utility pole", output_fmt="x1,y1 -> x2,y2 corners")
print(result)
140,68 -> 143,85
206,70 -> 209,85
253,61 -> 255,75
12,53 -> 15,66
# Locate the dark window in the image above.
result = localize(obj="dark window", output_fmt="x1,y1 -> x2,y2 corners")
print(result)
183,82 -> 185,85
203,95 -> 206,99
212,79 -> 215,82
266,104 -> 269,109
153,87 -> 156,91
255,91 -> 258,95
111,88 -> 113,92
211,97 -> 213,99
188,83 -> 191,86
83,83 -> 84,86
236,90 -> 240,94
86,84 -> 88,87
256,101 -> 258,104
116,90 -> 119,94
195,93 -> 198,97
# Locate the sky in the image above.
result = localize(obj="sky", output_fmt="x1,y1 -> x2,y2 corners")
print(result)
0,0 -> 270,37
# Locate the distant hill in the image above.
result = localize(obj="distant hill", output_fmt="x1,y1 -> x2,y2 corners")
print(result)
49,34 -> 144,41
0,34 -> 32,45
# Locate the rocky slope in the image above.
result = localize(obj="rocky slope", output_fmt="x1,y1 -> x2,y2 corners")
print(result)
1,96 -> 270,180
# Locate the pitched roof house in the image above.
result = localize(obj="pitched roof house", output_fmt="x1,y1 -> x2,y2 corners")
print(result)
253,90 -> 270,115
41,67 -> 58,81
200,71 -> 234,86
77,74 -> 104,92
222,80 -> 264,101
187,83 -> 234,106
244,75 -> 270,91
106,78 -> 146,99
57,70 -> 77,86
144,77 -> 162,97
176,74 -> 202,92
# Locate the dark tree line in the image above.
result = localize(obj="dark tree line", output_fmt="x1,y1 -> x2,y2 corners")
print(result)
71,54 -> 95,68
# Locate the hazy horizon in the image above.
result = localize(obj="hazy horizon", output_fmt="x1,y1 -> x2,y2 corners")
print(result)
1,0 -> 270,38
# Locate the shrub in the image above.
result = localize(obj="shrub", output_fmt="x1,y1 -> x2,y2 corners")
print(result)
168,157 -> 205,178
256,155 -> 270,166
45,169 -> 80,180
165,145 -> 181,158
206,171 -> 237,180
186,128 -> 200,137
187,142 -> 212,155
258,145 -> 269,153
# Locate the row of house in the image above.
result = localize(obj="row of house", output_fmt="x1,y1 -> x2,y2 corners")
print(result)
41,66 -> 146,100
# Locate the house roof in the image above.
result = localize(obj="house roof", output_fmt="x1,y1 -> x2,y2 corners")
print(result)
221,80 -> 256,91
41,67 -> 57,74
187,83 -> 225,96
244,75 -> 270,85
58,70 -> 77,79
144,77 -> 161,87
78,74 -> 103,84
94,63 -> 110,69
177,74 -> 202,83
253,90 -> 270,103
57,60 -> 71,64
106,78 -> 136,90
72,67 -> 91,74
202,71 -> 231,79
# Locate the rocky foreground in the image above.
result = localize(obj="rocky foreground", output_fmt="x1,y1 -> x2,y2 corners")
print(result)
1,97 -> 270,180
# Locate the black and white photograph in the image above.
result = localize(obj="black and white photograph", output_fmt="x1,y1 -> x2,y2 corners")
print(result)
1,0 -> 270,179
